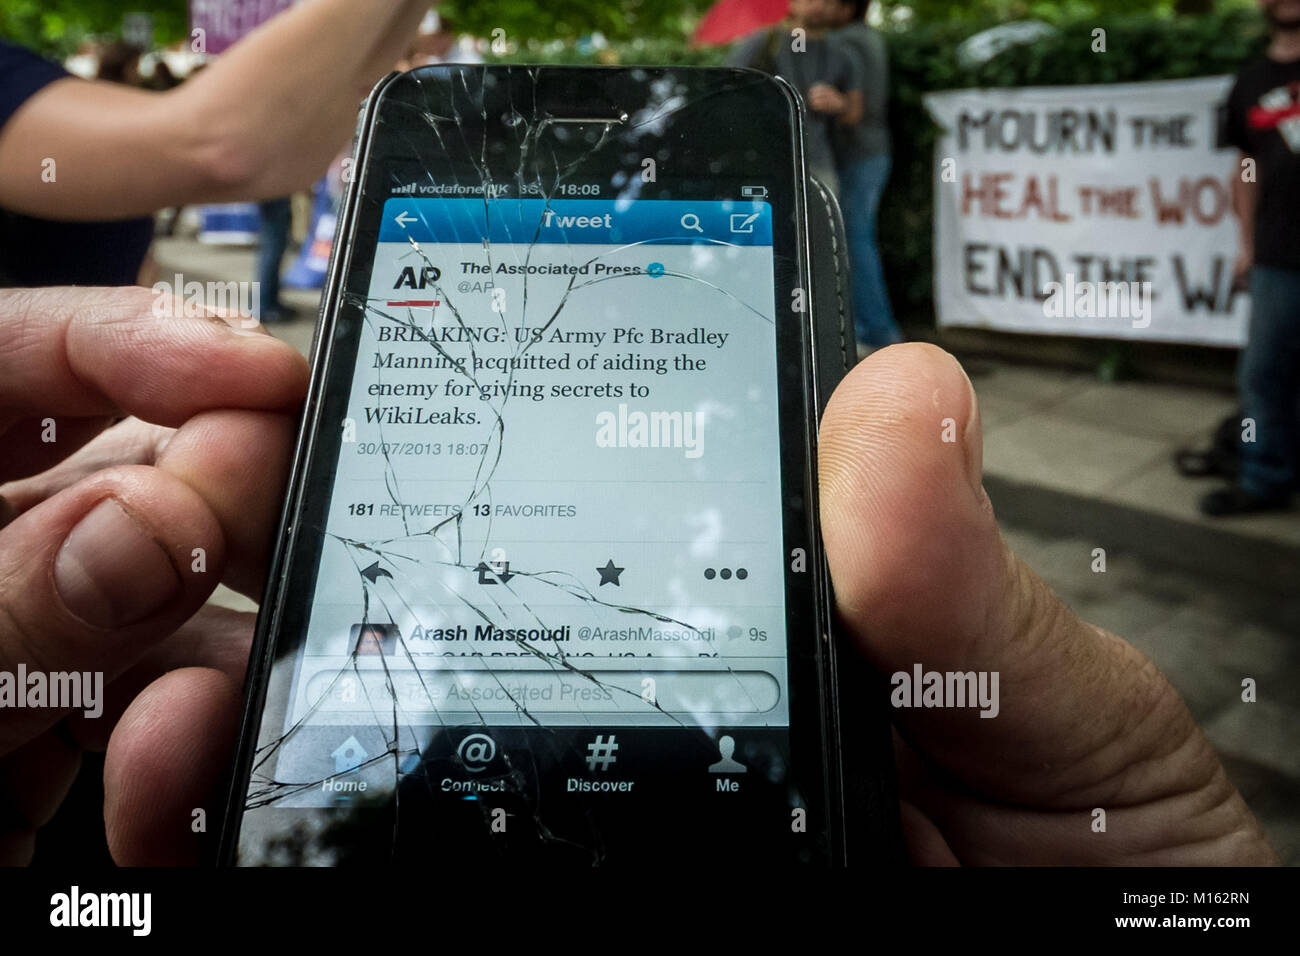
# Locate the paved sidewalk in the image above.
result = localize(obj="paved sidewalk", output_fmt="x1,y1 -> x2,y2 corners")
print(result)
967,357 -> 1300,555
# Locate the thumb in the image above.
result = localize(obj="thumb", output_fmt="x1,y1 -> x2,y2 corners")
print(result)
0,466 -> 224,753
818,344 -> 1273,863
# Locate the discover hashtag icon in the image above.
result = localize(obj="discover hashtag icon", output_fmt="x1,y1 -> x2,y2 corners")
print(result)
585,734 -> 618,771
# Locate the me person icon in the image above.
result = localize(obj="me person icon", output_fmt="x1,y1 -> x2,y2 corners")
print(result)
708,735 -> 747,774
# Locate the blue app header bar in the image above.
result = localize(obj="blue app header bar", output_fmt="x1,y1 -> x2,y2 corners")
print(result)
377,197 -> 772,246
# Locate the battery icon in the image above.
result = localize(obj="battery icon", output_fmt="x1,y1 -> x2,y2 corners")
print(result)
741,185 -> 768,198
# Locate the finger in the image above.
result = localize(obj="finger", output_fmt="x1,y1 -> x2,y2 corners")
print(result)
104,667 -> 241,866
0,417 -> 172,518
899,800 -> 960,867
0,285 -> 306,432
65,606 -> 253,753
155,409 -> 297,596
0,726 -> 82,864
3,409 -> 295,599
0,465 -> 224,754
818,345 -> 1269,845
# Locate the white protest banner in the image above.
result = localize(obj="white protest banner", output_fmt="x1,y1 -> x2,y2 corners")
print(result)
924,77 -> 1248,347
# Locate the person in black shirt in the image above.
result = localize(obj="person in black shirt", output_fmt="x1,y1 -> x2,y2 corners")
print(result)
1203,0 -> 1300,515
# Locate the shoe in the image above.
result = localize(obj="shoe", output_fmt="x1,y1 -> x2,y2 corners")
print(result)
1199,486 -> 1289,517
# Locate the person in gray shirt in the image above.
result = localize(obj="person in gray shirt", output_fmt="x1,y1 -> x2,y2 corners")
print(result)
829,0 -> 902,348
728,0 -> 863,194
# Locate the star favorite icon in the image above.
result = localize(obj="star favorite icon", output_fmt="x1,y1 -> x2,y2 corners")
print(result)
597,559 -> 624,586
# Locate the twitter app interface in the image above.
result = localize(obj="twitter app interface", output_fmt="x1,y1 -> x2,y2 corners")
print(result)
289,197 -> 789,734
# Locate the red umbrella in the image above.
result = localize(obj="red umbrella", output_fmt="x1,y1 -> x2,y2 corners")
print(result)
692,0 -> 789,47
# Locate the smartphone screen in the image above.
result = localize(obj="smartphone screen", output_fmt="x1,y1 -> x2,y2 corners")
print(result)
225,67 -> 854,864
327,194 -> 786,720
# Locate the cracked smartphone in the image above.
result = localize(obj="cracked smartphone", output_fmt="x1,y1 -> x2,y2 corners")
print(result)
219,65 -> 897,865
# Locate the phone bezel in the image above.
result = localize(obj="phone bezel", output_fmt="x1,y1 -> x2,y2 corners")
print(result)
217,65 -> 851,865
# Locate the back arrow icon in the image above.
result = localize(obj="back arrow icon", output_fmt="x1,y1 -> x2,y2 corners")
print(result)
395,211 -> 416,227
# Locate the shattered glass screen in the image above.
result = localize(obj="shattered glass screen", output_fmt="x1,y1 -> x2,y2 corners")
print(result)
303,194 -> 784,729
233,68 -> 832,863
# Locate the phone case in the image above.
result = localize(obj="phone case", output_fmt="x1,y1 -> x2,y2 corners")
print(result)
805,175 -> 905,864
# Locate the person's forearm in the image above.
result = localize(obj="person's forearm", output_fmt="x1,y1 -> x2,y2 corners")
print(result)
0,0 -> 429,219
1233,153 -> 1257,253
173,0 -> 430,196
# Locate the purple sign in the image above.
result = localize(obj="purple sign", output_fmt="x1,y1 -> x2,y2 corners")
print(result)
189,0 -> 294,55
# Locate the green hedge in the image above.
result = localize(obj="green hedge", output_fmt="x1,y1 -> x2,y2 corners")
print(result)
0,0 -> 188,58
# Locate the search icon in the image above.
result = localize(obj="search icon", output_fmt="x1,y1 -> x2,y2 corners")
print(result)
680,213 -> 703,233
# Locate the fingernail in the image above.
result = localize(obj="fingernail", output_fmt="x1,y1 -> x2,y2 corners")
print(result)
955,357 -> 985,498
55,499 -> 181,627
